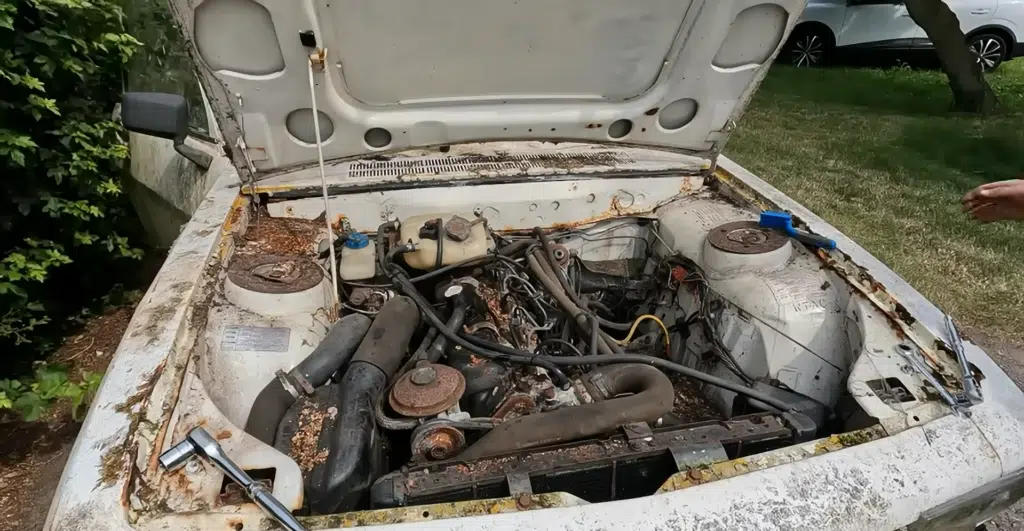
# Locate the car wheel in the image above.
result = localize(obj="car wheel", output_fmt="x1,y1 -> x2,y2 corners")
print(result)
969,33 -> 1006,72
786,26 -> 832,68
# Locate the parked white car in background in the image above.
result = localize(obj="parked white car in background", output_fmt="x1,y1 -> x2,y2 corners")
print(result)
785,0 -> 1024,70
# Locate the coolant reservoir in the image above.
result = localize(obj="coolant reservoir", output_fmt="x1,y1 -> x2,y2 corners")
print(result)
657,198 -> 851,413
338,232 -> 377,280
205,255 -> 333,426
400,213 -> 493,270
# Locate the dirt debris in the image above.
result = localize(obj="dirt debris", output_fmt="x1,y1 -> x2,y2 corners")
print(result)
237,216 -> 323,258
1,304 -> 136,531
669,376 -> 721,425
290,405 -> 335,471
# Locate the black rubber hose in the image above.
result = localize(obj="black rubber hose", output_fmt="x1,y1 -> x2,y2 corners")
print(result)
408,255 -> 494,284
527,253 -> 617,355
245,314 -> 372,445
349,296 -> 421,376
460,334 -> 795,413
459,364 -> 674,460
308,296 -> 420,514
388,269 -> 571,388
535,354 -> 795,413
376,220 -> 399,274
497,239 -> 537,257
425,295 -> 468,363
534,227 -> 586,308
434,217 -> 445,270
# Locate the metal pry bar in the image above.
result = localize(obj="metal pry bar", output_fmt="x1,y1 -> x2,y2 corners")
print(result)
945,314 -> 983,405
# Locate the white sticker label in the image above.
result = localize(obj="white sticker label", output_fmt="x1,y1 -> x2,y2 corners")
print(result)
221,326 -> 290,352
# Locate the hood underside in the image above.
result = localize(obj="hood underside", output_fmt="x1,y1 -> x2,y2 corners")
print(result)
176,0 -> 805,177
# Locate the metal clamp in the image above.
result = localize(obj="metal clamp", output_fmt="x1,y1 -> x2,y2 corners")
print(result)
894,344 -> 969,417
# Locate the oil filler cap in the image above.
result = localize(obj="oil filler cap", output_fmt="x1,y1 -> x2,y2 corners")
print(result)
345,232 -> 370,249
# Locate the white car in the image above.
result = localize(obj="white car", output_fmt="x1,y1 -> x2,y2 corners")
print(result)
785,0 -> 1024,69
45,1 -> 1024,531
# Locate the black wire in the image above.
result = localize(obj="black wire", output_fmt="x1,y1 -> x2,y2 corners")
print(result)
388,267 -> 572,388
537,338 -> 584,357
408,255 -> 494,284
434,217 -> 444,270
462,334 -> 795,413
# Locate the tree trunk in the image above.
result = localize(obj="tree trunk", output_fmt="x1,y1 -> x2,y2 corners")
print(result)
904,0 -> 999,113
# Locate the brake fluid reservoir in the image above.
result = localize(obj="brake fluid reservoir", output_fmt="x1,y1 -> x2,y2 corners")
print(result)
338,232 -> 377,280
400,214 -> 493,270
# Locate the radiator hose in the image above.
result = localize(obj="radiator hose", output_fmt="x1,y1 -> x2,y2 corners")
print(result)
244,313 -> 372,445
458,364 -> 674,460
307,296 -> 420,514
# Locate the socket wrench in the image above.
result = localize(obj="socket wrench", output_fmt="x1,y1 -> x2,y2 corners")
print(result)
945,314 -> 983,405
159,427 -> 308,531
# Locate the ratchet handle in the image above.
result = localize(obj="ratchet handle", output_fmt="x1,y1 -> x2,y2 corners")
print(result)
792,230 -> 836,250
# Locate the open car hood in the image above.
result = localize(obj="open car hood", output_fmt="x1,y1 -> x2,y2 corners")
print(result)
175,0 -> 804,178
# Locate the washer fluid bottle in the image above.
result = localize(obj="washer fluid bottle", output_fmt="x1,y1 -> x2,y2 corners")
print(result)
338,232 -> 377,280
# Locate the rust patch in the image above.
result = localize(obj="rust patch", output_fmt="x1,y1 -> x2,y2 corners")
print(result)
547,198 -> 651,231
331,214 -> 349,232
215,430 -> 232,440
493,393 -> 536,421
113,362 -> 166,416
300,492 -> 570,528
100,364 -> 166,487
227,254 -> 324,294
389,363 -> 466,418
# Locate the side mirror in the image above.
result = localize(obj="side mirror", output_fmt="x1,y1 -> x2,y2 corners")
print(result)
121,92 -> 212,170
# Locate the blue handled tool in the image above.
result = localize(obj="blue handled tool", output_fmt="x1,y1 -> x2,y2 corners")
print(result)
759,211 -> 836,250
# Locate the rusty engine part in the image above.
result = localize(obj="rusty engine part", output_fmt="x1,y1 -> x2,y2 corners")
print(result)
371,414 -> 792,509
410,421 -> 467,462
345,287 -> 394,314
459,364 -> 674,460
706,220 -> 788,255
228,254 -> 324,293
550,243 -> 571,267
389,361 -> 466,418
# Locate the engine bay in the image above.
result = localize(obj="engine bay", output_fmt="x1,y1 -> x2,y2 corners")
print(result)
163,174 -> 950,522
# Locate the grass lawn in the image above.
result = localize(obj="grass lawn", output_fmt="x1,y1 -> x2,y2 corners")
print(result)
725,61 -> 1024,344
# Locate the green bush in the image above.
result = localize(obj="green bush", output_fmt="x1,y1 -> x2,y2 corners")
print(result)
0,0 -> 144,369
0,364 -> 103,420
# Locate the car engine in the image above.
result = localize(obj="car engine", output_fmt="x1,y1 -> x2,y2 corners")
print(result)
229,205 -> 847,515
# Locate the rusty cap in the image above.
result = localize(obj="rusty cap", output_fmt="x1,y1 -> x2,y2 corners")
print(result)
389,363 -> 466,417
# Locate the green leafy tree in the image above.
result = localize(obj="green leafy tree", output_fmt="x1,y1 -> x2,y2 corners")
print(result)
0,0 -> 144,363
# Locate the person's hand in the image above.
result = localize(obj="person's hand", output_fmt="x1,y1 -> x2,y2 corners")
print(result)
962,179 -> 1024,222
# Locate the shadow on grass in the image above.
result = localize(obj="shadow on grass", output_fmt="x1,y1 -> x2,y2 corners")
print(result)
760,63 -> 1024,119
896,120 -> 1024,183
756,63 -> 1024,187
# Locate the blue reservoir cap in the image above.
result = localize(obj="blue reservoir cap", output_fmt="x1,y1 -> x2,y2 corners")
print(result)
344,232 -> 370,249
